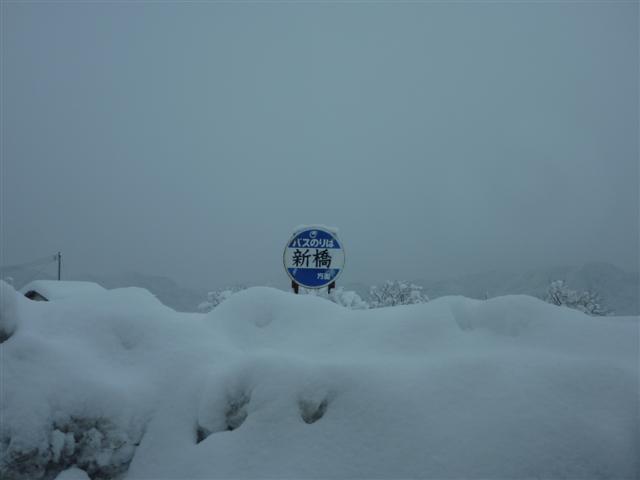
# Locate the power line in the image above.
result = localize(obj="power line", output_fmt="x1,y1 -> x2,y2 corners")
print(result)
19,261 -> 57,287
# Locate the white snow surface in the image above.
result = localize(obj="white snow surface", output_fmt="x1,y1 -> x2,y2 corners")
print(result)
1,282 -> 638,479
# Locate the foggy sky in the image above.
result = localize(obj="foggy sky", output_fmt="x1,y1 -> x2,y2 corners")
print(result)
2,2 -> 638,289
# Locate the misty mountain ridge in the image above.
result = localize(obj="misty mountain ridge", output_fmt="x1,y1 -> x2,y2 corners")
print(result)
341,262 -> 639,316
0,268 -> 207,314
415,262 -> 639,315
77,272 -> 209,313
3,262 -> 637,314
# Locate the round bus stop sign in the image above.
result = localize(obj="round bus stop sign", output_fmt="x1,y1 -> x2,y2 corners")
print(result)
283,226 -> 345,289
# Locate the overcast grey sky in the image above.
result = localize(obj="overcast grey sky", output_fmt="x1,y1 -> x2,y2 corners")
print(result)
1,1 -> 638,288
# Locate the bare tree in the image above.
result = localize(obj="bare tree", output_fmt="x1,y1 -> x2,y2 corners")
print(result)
545,280 -> 610,316
368,281 -> 429,308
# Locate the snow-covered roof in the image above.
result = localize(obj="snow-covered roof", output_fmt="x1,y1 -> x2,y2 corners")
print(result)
20,280 -> 107,300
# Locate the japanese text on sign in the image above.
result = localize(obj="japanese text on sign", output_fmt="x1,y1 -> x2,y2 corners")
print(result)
290,237 -> 336,249
292,248 -> 333,268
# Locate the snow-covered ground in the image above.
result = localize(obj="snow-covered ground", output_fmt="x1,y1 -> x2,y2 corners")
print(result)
1,281 -> 638,479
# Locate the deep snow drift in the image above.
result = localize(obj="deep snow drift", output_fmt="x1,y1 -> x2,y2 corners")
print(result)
0,281 -> 638,479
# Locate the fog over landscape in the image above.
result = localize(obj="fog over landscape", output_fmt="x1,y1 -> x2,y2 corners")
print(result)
1,4 -> 639,480
2,2 -> 638,291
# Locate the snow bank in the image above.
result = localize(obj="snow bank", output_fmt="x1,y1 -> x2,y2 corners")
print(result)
1,284 -> 637,479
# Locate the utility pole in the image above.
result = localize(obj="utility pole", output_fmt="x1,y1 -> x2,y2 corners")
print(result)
57,252 -> 62,280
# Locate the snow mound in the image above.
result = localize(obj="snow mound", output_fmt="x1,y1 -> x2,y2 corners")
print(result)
54,467 -> 90,480
19,280 -> 107,301
1,284 -> 637,479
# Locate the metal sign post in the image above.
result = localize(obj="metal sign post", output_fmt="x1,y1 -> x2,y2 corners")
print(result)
283,226 -> 345,294
57,252 -> 62,280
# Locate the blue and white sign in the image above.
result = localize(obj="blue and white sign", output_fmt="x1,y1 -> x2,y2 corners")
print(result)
283,226 -> 345,289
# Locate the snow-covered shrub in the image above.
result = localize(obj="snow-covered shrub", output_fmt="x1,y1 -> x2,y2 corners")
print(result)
329,287 -> 369,310
302,286 -> 369,310
198,286 -> 246,313
544,280 -> 610,316
368,280 -> 429,308
0,416 -> 139,480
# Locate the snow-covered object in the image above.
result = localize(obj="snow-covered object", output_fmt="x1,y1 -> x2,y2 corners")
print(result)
302,286 -> 369,310
328,286 -> 368,309
197,287 -> 245,313
369,280 -> 429,307
1,286 -> 637,479
19,280 -> 107,301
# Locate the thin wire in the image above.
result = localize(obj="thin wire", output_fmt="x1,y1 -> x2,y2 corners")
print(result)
18,261 -> 57,287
